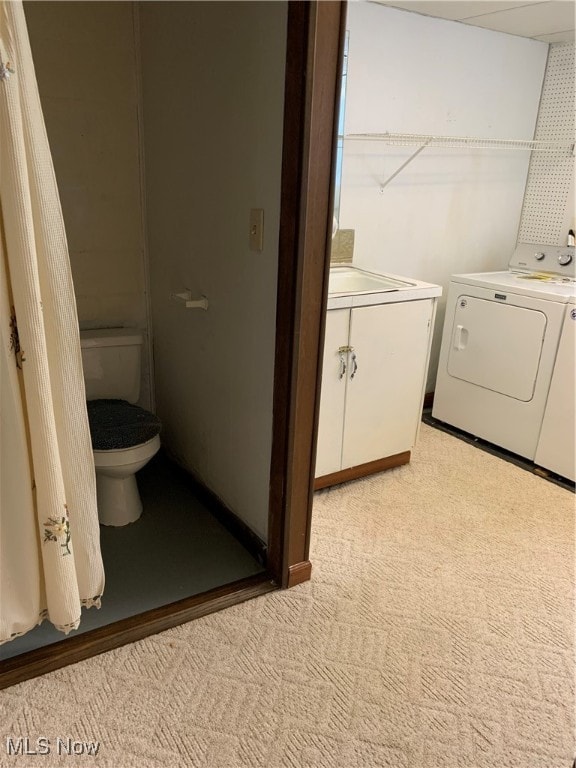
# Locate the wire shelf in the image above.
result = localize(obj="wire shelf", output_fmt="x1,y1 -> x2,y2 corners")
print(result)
345,132 -> 572,153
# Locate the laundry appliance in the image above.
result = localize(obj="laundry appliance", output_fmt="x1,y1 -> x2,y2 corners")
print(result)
534,296 -> 575,481
433,243 -> 576,465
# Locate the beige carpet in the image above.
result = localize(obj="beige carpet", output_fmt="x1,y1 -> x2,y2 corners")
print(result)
0,424 -> 574,768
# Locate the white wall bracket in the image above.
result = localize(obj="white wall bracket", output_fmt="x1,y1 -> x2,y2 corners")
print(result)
379,139 -> 432,192
345,132 -> 574,193
172,290 -> 209,310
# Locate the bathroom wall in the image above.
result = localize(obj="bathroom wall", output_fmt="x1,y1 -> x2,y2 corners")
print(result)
338,2 -> 548,389
139,2 -> 287,540
23,2 -> 152,407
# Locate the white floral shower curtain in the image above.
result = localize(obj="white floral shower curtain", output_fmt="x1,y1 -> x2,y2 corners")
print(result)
0,0 -> 104,644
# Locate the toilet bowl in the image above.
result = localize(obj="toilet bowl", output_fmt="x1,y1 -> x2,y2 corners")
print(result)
80,329 -> 162,526
93,435 -> 161,526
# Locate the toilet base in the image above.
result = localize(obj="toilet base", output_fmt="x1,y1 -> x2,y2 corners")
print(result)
96,473 -> 143,526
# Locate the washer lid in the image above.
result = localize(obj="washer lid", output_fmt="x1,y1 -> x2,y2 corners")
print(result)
450,271 -> 576,302
80,328 -> 143,348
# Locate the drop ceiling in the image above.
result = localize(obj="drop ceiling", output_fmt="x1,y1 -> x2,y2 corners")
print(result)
372,1 -> 575,43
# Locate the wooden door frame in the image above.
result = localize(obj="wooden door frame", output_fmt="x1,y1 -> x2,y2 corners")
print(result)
0,0 -> 346,689
268,0 -> 347,588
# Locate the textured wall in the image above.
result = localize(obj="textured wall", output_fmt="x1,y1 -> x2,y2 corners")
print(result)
518,42 -> 575,246
24,2 -> 147,331
24,2 -> 151,406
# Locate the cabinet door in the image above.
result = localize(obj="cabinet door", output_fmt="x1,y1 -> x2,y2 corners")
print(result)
342,300 -> 433,468
315,309 -> 350,477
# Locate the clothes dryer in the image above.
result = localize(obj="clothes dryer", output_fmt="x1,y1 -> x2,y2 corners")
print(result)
433,243 -> 576,461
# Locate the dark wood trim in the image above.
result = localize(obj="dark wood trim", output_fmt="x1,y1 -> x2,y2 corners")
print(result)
0,573 -> 275,690
268,1 -> 347,586
314,451 -> 411,490
196,488 -> 267,567
423,391 -> 434,410
287,561 -> 313,588
162,452 -> 267,567
267,0 -> 310,585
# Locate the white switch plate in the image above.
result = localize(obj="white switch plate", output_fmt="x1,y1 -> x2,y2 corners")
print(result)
249,208 -> 264,252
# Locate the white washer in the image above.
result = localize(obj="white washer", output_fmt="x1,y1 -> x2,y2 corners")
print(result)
534,296 -> 575,481
433,243 -> 576,462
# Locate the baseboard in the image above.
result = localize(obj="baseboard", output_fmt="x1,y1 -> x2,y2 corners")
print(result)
287,560 -> 312,587
314,451 -> 411,490
163,451 -> 268,567
0,573 -> 277,690
423,413 -> 575,493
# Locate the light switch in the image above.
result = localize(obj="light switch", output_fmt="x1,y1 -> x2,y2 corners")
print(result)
249,208 -> 264,252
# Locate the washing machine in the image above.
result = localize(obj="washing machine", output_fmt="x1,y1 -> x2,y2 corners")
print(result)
534,296 -> 575,481
433,242 -> 576,462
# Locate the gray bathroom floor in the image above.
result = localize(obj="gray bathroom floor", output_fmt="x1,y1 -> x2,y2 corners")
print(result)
1,453 -> 266,661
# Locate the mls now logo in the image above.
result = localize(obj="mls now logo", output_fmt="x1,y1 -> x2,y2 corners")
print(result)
6,738 -> 50,756
6,736 -> 100,756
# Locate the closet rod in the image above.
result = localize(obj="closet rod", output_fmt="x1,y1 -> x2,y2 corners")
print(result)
345,132 -> 572,153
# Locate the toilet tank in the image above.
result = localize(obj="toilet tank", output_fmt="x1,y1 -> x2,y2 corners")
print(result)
80,328 -> 143,403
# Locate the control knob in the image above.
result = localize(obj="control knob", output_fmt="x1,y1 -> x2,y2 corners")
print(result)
558,253 -> 573,266
534,252 -> 545,261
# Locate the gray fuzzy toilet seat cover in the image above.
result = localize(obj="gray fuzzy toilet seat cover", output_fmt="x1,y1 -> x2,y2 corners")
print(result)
87,399 -> 161,450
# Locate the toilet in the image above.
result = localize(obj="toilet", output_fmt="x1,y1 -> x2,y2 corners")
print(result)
80,328 -> 161,526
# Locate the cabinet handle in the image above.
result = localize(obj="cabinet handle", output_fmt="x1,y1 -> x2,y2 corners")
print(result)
338,352 -> 347,379
350,351 -> 358,379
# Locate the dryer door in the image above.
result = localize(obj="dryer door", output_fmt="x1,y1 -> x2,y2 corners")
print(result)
447,295 -> 546,401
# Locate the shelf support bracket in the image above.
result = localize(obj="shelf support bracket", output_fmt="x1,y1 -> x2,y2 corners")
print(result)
379,138 -> 432,192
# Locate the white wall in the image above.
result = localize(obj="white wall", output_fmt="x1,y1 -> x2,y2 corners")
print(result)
340,2 -> 548,388
24,2 -> 152,407
140,2 -> 287,540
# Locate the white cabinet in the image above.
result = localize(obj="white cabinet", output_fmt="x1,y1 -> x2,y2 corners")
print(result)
315,309 -> 350,478
316,298 -> 436,485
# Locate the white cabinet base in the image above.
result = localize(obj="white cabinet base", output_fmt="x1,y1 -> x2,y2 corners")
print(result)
315,296 -> 438,488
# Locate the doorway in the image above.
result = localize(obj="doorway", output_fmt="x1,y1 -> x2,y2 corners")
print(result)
0,1 -> 345,688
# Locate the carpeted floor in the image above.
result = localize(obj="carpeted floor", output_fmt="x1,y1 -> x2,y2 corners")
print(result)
0,424 -> 574,767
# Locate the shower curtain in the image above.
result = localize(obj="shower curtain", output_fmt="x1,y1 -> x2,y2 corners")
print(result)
0,1 -> 104,644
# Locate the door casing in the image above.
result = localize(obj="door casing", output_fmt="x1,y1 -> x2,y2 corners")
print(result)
0,0 -> 346,689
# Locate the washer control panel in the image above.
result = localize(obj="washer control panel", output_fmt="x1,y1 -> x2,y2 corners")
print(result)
511,243 -> 576,279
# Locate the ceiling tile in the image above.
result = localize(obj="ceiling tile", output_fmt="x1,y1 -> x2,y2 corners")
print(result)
533,29 -> 576,42
466,2 -> 576,37
373,0 -> 575,40
373,1 -> 545,22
